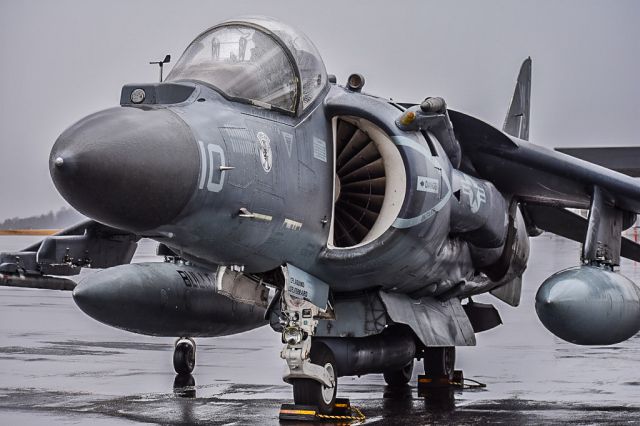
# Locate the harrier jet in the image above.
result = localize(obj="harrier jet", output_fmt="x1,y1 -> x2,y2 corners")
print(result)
2,17 -> 640,415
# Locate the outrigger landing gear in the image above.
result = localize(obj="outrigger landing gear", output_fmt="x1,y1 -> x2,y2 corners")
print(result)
173,337 -> 196,375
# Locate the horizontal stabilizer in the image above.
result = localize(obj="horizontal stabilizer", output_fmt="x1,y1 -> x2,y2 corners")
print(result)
0,273 -> 76,291
522,204 -> 640,263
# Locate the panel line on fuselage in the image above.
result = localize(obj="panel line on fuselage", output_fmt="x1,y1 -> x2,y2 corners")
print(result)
391,136 -> 452,229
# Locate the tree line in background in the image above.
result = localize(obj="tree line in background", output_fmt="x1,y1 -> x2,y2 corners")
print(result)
0,207 -> 84,230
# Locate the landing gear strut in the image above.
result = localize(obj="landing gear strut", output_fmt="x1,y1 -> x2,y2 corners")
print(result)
423,346 -> 455,381
279,266 -> 337,415
292,343 -> 337,414
173,337 -> 196,375
418,346 -> 457,408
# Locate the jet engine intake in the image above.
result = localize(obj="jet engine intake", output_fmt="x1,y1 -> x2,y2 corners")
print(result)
329,117 -> 406,248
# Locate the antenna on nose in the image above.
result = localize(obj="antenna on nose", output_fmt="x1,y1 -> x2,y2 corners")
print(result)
149,55 -> 171,82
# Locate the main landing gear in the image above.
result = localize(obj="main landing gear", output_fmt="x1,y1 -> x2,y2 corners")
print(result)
423,346 -> 455,382
416,346 -> 458,410
383,359 -> 414,386
382,347 -> 455,388
276,266 -> 464,418
173,337 -> 196,375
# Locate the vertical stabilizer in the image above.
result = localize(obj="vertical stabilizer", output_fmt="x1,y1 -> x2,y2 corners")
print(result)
503,57 -> 531,140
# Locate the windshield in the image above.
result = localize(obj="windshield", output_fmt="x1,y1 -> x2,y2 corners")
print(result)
241,17 -> 327,110
166,25 -> 298,112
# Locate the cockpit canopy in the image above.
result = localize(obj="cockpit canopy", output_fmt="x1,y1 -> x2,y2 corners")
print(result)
166,17 -> 327,115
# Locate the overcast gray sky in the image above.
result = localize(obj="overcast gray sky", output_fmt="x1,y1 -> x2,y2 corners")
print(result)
1,0 -> 638,220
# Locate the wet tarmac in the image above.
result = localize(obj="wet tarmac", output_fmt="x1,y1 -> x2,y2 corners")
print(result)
1,235 -> 640,424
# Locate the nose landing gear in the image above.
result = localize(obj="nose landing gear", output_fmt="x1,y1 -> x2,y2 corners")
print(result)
173,337 -> 196,375
278,266 -> 338,415
291,344 -> 338,414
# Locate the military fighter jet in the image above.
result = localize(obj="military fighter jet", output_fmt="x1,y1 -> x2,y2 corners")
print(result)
2,16 -> 640,415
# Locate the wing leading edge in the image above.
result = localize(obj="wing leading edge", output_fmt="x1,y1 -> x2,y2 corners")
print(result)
450,109 -> 640,215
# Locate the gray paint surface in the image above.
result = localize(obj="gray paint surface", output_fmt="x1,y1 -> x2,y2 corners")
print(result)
1,8 -> 640,416
1,1 -> 639,220
4,15 -> 640,353
556,147 -> 640,177
536,265 -> 640,345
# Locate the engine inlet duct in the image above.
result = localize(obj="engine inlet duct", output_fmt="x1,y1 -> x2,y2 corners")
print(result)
333,119 -> 386,247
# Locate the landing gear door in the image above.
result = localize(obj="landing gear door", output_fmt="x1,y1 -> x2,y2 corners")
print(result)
283,263 -> 330,313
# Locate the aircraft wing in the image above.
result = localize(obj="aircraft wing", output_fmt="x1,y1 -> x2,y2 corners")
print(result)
448,109 -> 640,263
0,220 -> 139,287
450,109 -> 640,215
555,147 -> 640,178
521,203 -> 640,263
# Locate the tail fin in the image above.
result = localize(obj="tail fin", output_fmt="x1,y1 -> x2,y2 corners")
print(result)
503,57 -> 532,140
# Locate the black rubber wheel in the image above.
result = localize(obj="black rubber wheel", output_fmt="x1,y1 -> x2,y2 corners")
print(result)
292,344 -> 337,414
173,341 -> 195,375
383,359 -> 414,386
423,346 -> 455,380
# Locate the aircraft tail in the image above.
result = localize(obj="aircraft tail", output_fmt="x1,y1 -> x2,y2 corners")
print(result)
502,57 -> 532,141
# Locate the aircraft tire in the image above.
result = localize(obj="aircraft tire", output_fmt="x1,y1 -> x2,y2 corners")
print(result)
383,359 -> 414,386
292,344 -> 337,414
173,338 -> 196,375
423,346 -> 455,380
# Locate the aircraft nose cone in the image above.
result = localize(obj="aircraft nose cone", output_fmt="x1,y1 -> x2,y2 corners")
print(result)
50,107 -> 199,232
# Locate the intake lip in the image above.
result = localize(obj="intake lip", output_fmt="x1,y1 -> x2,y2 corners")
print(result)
50,106 -> 199,232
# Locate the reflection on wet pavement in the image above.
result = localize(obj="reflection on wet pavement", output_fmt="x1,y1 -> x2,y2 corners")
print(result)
1,384 -> 638,425
0,236 -> 639,424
